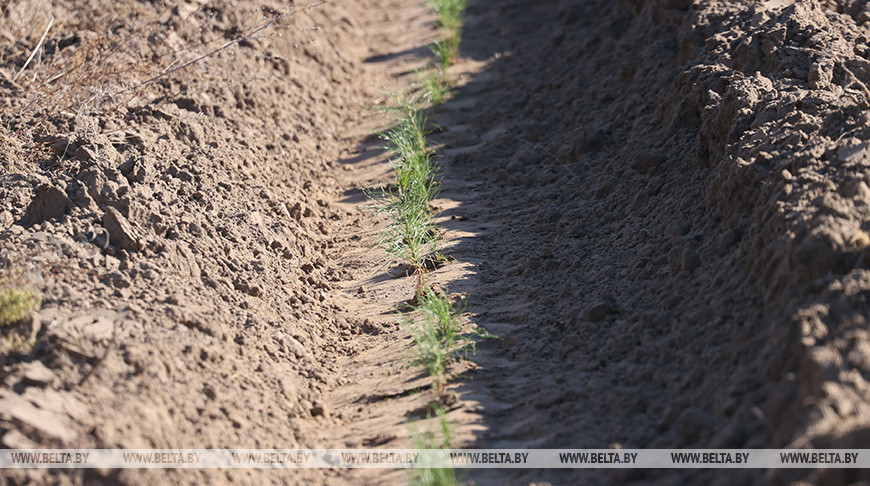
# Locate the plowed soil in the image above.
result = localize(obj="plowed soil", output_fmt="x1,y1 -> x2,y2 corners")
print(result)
2,0 -> 870,485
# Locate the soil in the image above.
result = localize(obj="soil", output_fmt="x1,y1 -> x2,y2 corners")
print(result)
2,0 -> 870,485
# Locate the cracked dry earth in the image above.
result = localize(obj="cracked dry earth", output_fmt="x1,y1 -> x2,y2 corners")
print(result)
4,0 -> 870,485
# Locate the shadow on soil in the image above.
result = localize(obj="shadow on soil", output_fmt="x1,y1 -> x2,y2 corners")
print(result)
337,0 -> 755,483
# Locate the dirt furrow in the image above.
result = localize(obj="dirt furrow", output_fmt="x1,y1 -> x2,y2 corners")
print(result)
4,0 -> 870,485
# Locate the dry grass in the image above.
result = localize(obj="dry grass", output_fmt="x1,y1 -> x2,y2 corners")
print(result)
0,2 -> 320,171
0,2 -> 319,117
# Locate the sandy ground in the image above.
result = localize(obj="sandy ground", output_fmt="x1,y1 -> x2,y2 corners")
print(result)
2,0 -> 870,485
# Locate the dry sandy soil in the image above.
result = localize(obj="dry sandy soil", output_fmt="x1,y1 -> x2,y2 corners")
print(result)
2,0 -> 870,484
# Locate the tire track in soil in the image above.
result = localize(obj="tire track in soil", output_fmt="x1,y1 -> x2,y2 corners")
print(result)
315,0 -> 547,483
316,1 -> 487,484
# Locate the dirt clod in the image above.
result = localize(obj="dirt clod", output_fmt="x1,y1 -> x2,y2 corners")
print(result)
20,361 -> 54,387
102,207 -> 142,251
21,185 -> 72,227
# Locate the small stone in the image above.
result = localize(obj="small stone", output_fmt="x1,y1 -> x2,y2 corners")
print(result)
357,286 -> 366,295
71,184 -> 99,211
21,361 -> 54,386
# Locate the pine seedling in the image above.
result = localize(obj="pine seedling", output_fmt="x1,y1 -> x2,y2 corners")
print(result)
368,97 -> 441,294
402,310 -> 449,396
409,403 -> 458,486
